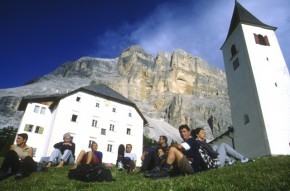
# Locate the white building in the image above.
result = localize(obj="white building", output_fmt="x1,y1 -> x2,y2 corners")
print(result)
17,84 -> 148,166
221,2 -> 290,157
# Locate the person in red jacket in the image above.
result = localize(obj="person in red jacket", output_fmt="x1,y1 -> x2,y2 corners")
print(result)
71,141 -> 102,169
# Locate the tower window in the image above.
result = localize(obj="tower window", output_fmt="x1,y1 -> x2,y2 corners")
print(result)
76,97 -> 81,102
244,114 -> 249,124
231,44 -> 237,57
233,58 -> 240,70
254,34 -> 270,46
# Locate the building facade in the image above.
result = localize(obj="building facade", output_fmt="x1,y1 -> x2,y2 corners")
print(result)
221,2 -> 290,157
17,84 -> 147,166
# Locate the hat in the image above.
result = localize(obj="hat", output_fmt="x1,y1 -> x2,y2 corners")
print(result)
18,133 -> 28,141
63,132 -> 71,139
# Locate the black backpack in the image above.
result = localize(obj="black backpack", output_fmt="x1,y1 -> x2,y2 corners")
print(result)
68,164 -> 114,182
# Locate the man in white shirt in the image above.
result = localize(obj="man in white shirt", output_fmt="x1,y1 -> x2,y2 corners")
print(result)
117,144 -> 137,174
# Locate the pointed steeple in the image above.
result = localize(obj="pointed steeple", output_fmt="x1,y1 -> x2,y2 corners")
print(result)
225,1 -> 277,41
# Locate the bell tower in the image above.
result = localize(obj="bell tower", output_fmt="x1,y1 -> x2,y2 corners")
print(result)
221,1 -> 290,157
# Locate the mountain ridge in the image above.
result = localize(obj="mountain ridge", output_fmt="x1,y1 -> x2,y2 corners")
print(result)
0,45 -> 231,142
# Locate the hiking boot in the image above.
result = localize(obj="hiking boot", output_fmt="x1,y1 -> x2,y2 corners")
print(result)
15,171 -> 26,180
127,162 -> 135,175
151,169 -> 170,179
144,167 -> 160,178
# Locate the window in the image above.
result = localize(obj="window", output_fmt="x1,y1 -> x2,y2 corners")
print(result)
129,112 -> 132,117
244,114 -> 249,124
101,128 -> 106,135
126,128 -> 131,135
35,126 -> 44,134
88,140 -> 95,148
254,33 -> 270,46
112,108 -> 116,112
92,119 -> 98,127
233,58 -> 240,70
76,97 -> 81,102
71,114 -> 78,122
107,144 -> 112,152
40,107 -> 46,114
34,105 -> 40,113
33,148 -> 37,157
109,124 -> 114,131
96,102 -> 100,107
231,44 -> 237,57
24,124 -> 34,132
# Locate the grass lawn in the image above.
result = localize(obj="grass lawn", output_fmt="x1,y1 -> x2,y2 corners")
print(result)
0,156 -> 289,191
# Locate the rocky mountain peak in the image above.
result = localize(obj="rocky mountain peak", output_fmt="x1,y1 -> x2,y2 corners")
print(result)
0,46 -> 231,141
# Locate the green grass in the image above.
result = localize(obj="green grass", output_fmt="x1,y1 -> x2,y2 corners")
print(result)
0,156 -> 290,191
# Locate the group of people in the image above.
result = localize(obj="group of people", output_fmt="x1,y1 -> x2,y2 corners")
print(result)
0,124 -> 251,181
0,132 -> 103,181
139,125 -> 250,179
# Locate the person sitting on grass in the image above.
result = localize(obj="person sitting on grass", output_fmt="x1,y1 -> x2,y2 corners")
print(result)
0,133 -> 37,181
116,144 -> 137,174
139,135 -> 169,173
150,124 -> 201,179
71,141 -> 102,169
192,128 -> 250,167
45,132 -> 75,168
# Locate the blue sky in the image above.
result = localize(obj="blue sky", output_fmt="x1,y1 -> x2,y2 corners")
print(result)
0,0 -> 289,89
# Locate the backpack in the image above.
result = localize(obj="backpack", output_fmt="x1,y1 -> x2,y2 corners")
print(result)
199,146 -> 220,170
68,164 -> 114,182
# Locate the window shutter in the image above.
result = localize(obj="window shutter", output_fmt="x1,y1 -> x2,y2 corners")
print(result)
264,36 -> 270,46
39,127 -> 44,134
253,34 -> 259,44
24,124 -> 29,131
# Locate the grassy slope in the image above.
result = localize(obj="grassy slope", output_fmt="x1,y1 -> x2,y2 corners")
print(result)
0,156 -> 289,191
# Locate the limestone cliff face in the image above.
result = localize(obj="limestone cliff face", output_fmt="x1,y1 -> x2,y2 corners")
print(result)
0,45 -> 231,139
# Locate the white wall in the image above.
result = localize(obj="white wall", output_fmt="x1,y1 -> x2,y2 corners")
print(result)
17,103 -> 52,161
46,92 -> 144,166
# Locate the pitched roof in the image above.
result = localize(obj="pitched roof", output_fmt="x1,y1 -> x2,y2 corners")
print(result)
224,1 -> 277,42
18,84 -> 148,125
53,84 -> 148,125
80,84 -> 135,106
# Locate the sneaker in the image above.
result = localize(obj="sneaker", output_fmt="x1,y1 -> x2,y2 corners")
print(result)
151,169 -> 170,179
117,161 -> 123,170
241,157 -> 249,163
228,160 -> 235,166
